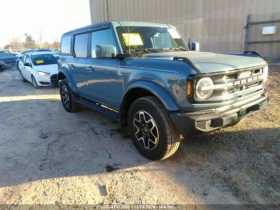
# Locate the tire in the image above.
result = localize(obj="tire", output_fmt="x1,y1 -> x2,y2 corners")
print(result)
19,70 -> 27,82
16,61 -> 20,70
32,76 -> 39,88
59,79 -> 81,112
128,96 -> 180,160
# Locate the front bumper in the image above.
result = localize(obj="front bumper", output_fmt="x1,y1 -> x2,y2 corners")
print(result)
37,74 -> 58,86
170,91 -> 268,138
0,65 -> 8,70
4,61 -> 16,69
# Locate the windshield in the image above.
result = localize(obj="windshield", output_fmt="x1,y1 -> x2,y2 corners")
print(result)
116,26 -> 188,54
31,54 -> 59,66
0,51 -> 13,57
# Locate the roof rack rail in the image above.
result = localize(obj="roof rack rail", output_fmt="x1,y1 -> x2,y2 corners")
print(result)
244,51 -> 261,57
173,57 -> 201,74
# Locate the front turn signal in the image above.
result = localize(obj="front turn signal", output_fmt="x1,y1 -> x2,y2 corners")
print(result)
187,80 -> 192,96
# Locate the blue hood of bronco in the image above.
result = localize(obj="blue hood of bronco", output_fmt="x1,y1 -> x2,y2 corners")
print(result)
0,55 -> 18,62
144,51 -> 267,73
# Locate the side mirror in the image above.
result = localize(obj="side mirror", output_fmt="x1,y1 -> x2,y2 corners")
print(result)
95,44 -> 117,58
24,63 -> 31,67
192,42 -> 200,51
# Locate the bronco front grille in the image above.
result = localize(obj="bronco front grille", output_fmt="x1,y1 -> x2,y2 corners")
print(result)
198,66 -> 267,102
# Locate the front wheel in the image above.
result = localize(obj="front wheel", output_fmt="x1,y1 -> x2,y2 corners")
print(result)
59,79 -> 81,112
32,76 -> 39,88
128,96 -> 180,160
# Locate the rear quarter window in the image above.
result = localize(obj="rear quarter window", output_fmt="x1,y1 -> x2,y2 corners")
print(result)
61,35 -> 71,54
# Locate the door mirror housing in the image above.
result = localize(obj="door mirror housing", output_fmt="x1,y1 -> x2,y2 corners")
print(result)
192,42 -> 200,51
24,63 -> 31,67
95,44 -> 117,58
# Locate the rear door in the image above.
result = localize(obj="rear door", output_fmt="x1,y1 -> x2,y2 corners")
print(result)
19,55 -> 26,75
22,55 -> 32,82
71,33 -> 90,96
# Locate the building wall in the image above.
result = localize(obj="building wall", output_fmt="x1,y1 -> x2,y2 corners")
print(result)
89,0 -> 280,59
247,13 -> 280,60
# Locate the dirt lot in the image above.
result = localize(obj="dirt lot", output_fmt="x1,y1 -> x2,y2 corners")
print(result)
0,65 -> 279,207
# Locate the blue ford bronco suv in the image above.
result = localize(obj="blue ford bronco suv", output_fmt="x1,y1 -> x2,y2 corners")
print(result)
58,21 -> 268,160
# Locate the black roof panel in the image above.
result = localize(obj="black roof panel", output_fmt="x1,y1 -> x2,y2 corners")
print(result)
62,21 -> 111,37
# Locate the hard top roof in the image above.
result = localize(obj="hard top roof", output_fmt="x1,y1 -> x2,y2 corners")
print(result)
62,21 -> 174,37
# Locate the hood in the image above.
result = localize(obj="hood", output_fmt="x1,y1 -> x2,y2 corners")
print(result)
0,55 -> 18,61
34,64 -> 58,74
143,51 -> 267,73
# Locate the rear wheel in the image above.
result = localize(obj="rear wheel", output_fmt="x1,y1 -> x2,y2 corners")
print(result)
19,70 -> 27,82
128,96 -> 180,160
59,79 -> 81,112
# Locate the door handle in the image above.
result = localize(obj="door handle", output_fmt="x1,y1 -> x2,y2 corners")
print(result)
117,71 -> 123,76
69,64 -> 75,69
86,66 -> 94,72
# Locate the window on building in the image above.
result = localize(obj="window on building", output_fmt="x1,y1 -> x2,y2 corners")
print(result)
91,29 -> 115,58
74,34 -> 88,58
61,35 -> 71,54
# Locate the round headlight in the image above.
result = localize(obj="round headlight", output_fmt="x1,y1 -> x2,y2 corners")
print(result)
195,77 -> 214,100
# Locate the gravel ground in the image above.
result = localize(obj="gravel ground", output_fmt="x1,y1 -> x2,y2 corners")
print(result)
0,65 -> 279,208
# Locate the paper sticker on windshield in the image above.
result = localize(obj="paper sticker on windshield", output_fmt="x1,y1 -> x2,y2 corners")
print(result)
168,29 -> 181,39
36,60 -> 44,64
122,33 -> 143,46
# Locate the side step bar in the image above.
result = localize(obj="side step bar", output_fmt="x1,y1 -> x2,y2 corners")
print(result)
75,98 -> 120,122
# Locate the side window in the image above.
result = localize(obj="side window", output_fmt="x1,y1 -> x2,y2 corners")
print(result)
22,55 -> 27,63
61,35 -> 71,54
91,29 -> 115,58
25,56 -> 31,64
74,34 -> 88,58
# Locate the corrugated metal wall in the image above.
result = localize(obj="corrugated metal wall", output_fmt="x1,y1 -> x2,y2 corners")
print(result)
89,0 -> 280,58
247,13 -> 280,60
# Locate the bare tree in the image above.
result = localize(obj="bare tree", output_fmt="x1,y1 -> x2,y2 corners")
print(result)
4,44 -> 11,50
37,31 -> 45,48
9,38 -> 24,51
51,36 -> 60,50
41,41 -> 50,48
24,33 -> 36,49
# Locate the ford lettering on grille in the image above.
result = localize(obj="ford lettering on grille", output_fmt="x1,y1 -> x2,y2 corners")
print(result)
202,74 -> 263,91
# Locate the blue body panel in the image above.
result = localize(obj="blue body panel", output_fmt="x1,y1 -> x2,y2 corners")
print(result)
58,21 -> 268,115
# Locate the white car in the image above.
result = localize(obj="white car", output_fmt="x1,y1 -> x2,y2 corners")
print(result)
18,52 -> 59,88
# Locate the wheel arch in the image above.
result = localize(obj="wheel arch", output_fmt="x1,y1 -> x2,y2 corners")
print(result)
58,68 -> 78,94
120,81 -> 180,127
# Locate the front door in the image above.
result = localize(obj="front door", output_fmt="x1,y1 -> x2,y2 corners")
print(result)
85,58 -> 121,109
84,29 -> 124,109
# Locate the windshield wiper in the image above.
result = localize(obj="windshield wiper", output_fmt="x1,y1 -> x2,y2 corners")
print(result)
130,48 -> 161,53
126,47 -> 187,55
161,47 -> 188,51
